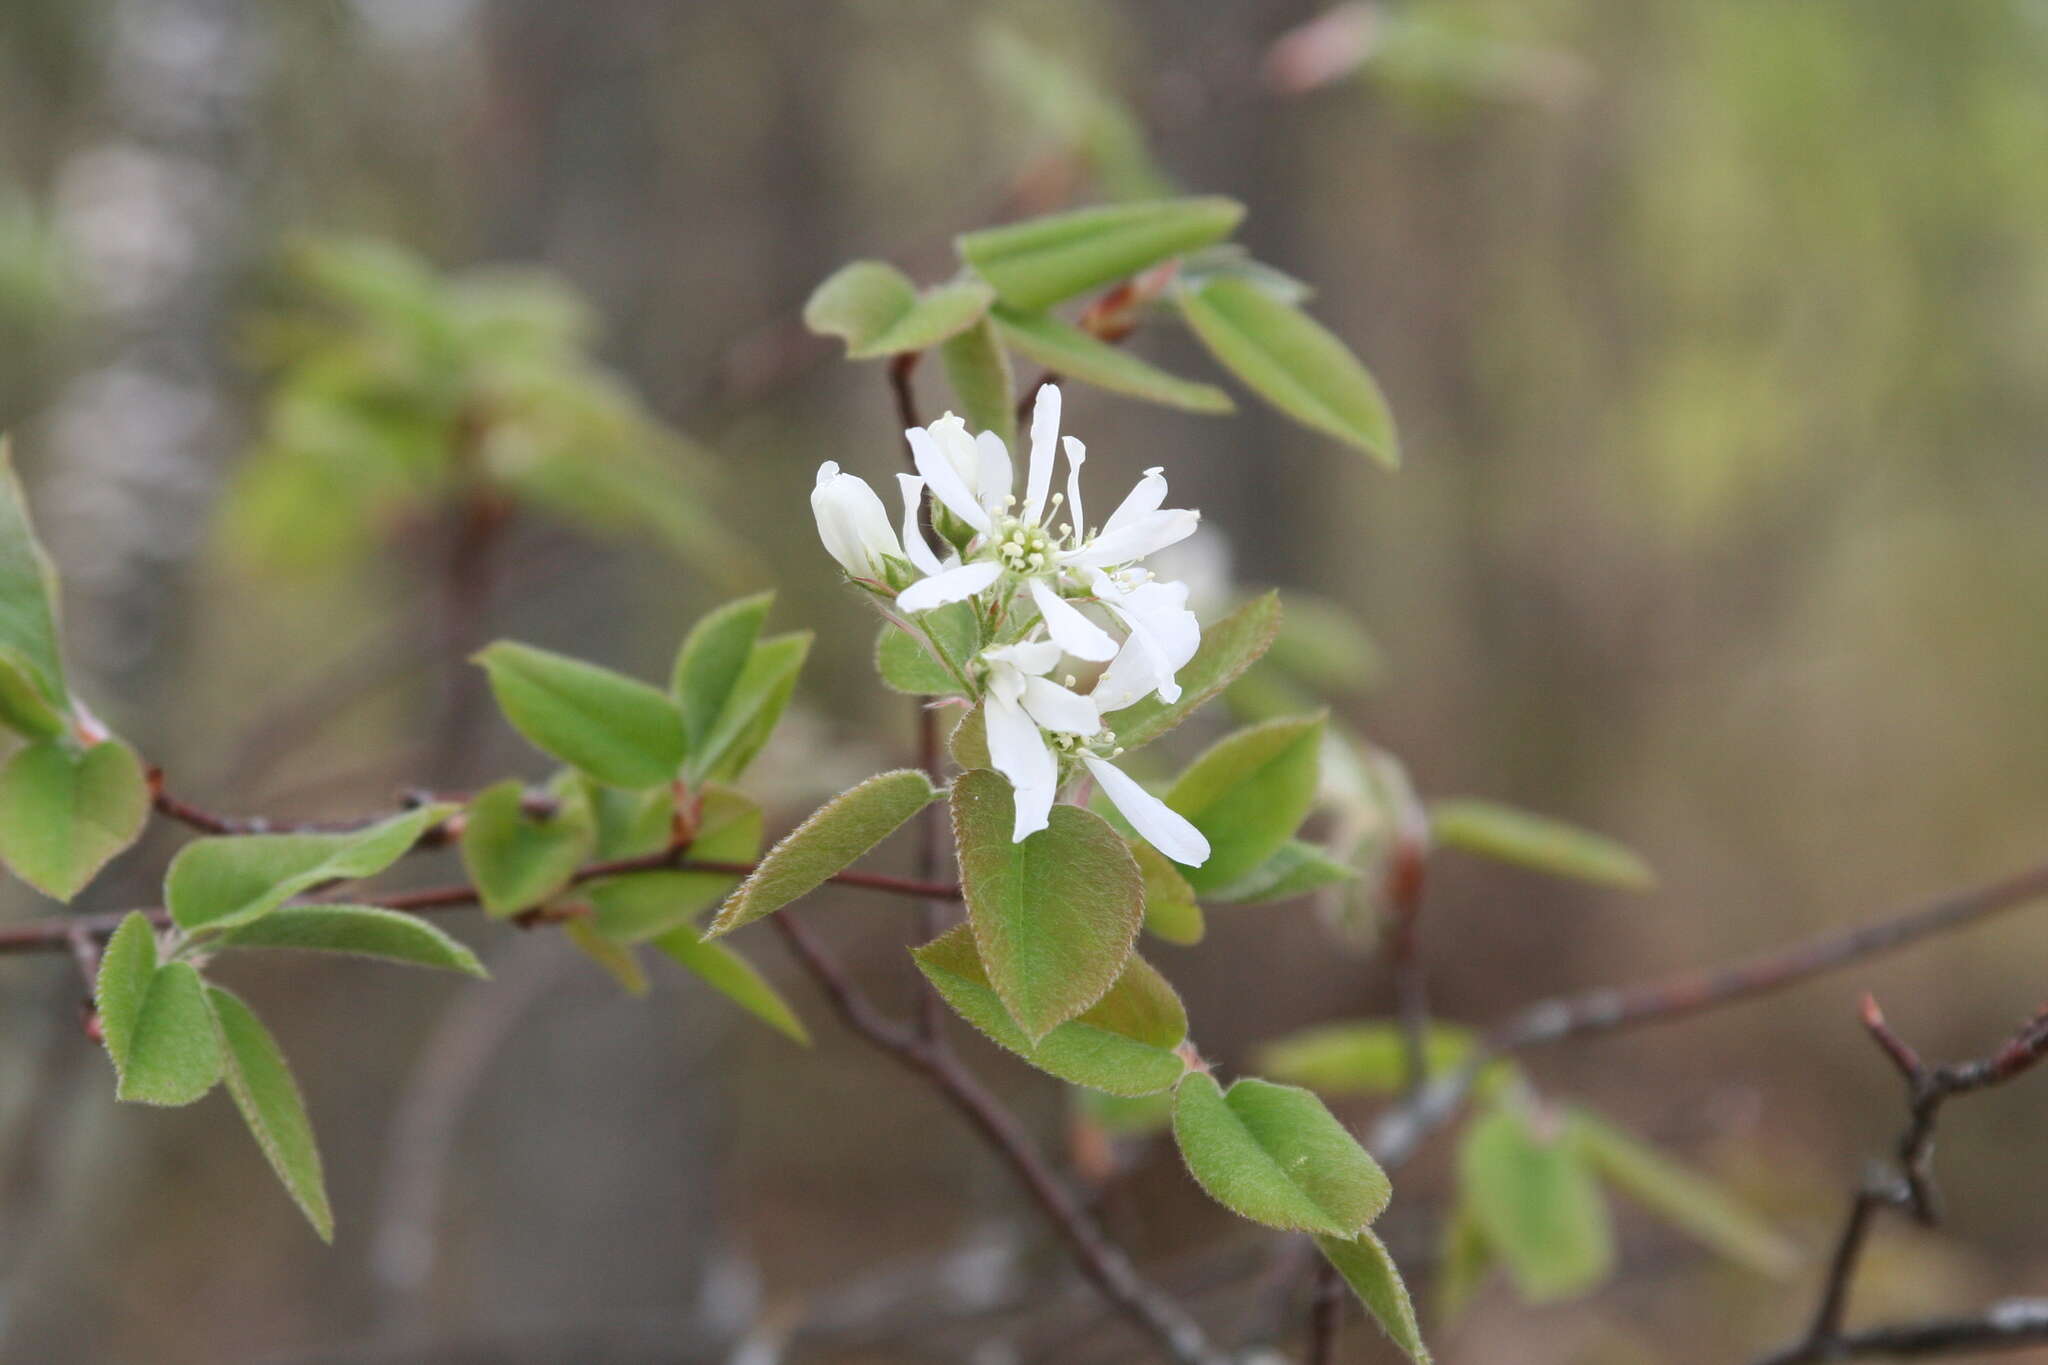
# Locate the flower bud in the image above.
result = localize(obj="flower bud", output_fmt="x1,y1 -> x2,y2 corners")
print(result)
811,462 -> 902,579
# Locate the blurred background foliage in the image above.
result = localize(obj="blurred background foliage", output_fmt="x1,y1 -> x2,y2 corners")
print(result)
3,1 -> 2048,1362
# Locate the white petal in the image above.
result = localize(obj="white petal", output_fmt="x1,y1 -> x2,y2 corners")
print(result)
987,692 -> 1057,841
894,473 -> 944,576
975,430 -> 1014,515
1090,634 -> 1167,713
1120,579 -> 1200,667
1029,578 -> 1117,662
983,639 -> 1063,676
1063,436 -> 1088,540
810,464 -> 899,577
896,561 -> 1002,613
1065,508 -> 1200,569
1084,756 -> 1209,867
932,413 -> 985,496
906,425 -> 992,532
1023,384 -> 1060,523
1101,467 -> 1168,537
1020,675 -> 1101,736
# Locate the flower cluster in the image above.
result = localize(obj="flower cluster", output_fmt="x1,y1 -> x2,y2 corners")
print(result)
812,385 -> 1210,865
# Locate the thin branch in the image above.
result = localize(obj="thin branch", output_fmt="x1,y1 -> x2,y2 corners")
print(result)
769,912 -> 1229,1365
1754,1301 -> 2048,1365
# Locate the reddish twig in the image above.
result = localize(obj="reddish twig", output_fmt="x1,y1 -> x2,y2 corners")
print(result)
769,911 -> 1227,1365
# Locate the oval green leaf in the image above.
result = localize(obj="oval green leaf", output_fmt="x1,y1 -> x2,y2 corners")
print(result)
692,631 -> 810,783
1132,839 -> 1204,946
1315,1229 -> 1432,1365
1166,714 -> 1324,892
652,926 -> 810,1044
117,962 -> 223,1107
477,641 -> 686,789
94,911 -> 158,1079
166,804 -> 456,935
938,315 -> 1016,447
221,904 -> 486,977
0,737 -> 149,901
459,777 -> 596,916
1458,1104 -> 1614,1303
991,306 -> 1232,414
959,197 -> 1244,311
0,440 -> 71,711
1171,1072 -> 1392,1236
672,591 -> 772,753
1179,275 -> 1398,466
951,768 -> 1144,1041
1203,839 -> 1356,905
208,985 -> 332,1241
1429,799 -> 1654,891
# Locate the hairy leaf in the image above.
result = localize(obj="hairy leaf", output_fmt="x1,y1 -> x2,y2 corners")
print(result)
708,770 -> 938,938
958,197 -> 1243,311
1110,592 -> 1281,750
1132,840 -> 1204,945
221,905 -> 486,976
0,737 -> 148,901
0,647 -> 65,738
476,641 -> 686,788
804,261 -> 995,358
208,985 -> 332,1241
672,592 -> 772,753
1167,714 -> 1324,892
1179,276 -> 1398,465
652,926 -> 810,1044
460,777 -> 596,916
166,805 -> 455,934
1316,1229 -> 1432,1364
1203,839 -> 1356,905
692,631 -> 810,783
1458,1105 -> 1614,1303
913,924 -> 1187,1096
951,768 -> 1144,1041
94,912 -> 158,1081
586,784 -> 760,941
1171,1072 -> 1391,1236
938,315 -> 1016,447
118,962 -> 223,1107
1429,799 -> 1654,891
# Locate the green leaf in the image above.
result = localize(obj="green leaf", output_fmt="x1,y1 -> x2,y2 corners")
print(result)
951,769 -> 1144,1041
166,805 -> 455,935
95,912 -> 158,1081
992,306 -> 1232,413
220,905 -> 487,976
476,641 -> 686,789
459,777 -> 596,916
1260,1021 -> 1489,1096
691,631 -> 811,783
877,620 -> 971,695
584,778 -> 675,860
0,737 -> 148,901
1171,1072 -> 1391,1236
207,985 -> 332,1241
1458,1105 -> 1614,1303
586,784 -> 760,941
938,315 -> 1016,448
1110,592 -> 1281,750
707,770 -> 938,938
1567,1107 -> 1797,1276
1315,1229 -> 1432,1365
1132,840 -> 1204,945
958,197 -> 1244,311
1429,799 -> 1654,891
949,703 -> 990,772
1179,276 -> 1399,466
1203,839 -> 1355,906
0,440 -> 70,711
652,926 -> 809,1044
1437,1197 -> 1495,1327
803,261 -> 995,359
1166,714 -> 1324,892
671,592 -> 772,753
913,924 -> 1188,1095
563,916 -> 649,995
117,962 -> 223,1107
0,647 -> 65,738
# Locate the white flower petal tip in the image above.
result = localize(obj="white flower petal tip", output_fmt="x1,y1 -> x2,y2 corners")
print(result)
896,561 -> 1002,612
1084,755 -> 1210,867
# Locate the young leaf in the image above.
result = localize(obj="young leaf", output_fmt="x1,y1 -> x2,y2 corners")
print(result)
671,592 -> 772,753
459,777 -> 596,916
587,784 -> 761,941
1171,1072 -> 1391,1236
1110,592 -> 1282,750
992,306 -> 1232,413
951,769 -> 1144,1041
913,924 -> 1188,1096
95,912 -> 158,1081
584,778 -> 675,860
691,631 -> 811,783
221,905 -> 486,976
938,315 -> 1016,448
1179,276 -> 1398,466
0,440 -> 71,712
0,647 -> 65,738
1566,1107 -> 1798,1276
1437,1196 -> 1495,1327
1166,714 -> 1324,892
165,804 -> 456,935
958,197 -> 1244,311
1315,1229 -> 1432,1364
1132,840 -> 1204,945
0,737 -> 149,901
1202,839 -> 1355,905
563,916 -> 649,995
1429,799 -> 1654,891
652,926 -> 810,1044
949,702 -> 991,770
707,770 -> 937,937
118,962 -> 223,1107
476,641 -> 686,789
1458,1104 -> 1615,1303
207,985 -> 332,1241
1260,1021 -> 1490,1097
877,620 -> 974,696
803,260 -> 995,359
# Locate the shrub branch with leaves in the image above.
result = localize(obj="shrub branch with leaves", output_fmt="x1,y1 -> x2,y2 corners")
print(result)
0,194 -> 2043,1365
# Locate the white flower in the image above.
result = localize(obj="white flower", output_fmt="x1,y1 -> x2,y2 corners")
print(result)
1089,569 -> 1201,712
811,462 -> 901,579
979,640 -> 1210,866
